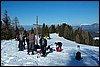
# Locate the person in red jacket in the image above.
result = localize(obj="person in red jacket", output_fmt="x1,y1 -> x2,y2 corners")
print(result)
55,42 -> 62,52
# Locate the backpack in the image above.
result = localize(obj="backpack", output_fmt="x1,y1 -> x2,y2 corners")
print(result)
40,38 -> 47,46
42,38 -> 45,45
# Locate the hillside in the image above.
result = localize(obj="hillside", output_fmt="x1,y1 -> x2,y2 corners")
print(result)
72,23 -> 99,37
1,33 -> 99,66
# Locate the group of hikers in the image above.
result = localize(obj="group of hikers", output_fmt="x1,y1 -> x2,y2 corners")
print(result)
16,30 -> 63,57
16,30 -> 82,60
16,30 -> 50,57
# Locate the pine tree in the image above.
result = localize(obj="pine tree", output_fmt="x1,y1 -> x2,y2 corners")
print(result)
53,25 -> 56,33
1,23 -> 5,39
61,23 -> 67,36
68,25 -> 73,40
81,30 -> 86,44
75,33 -> 80,43
63,24 -> 73,40
59,23 -> 66,37
12,16 -> 19,29
93,39 -> 99,46
55,24 -> 60,34
19,26 -> 24,32
71,30 -> 75,41
59,25 -> 63,37
2,10 -> 11,29
88,32 -> 93,45
74,27 -> 83,44
2,10 -> 12,40
49,24 -> 56,33
45,25 -> 50,38
37,26 -> 42,35
64,25 -> 69,39
42,23 -> 46,37
9,26 -> 16,39
49,25 -> 52,33
12,16 -> 19,35
31,28 -> 34,33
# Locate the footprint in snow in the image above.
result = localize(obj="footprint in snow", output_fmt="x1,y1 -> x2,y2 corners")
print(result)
5,60 -> 10,63
9,57 -> 14,60
18,59 -> 23,61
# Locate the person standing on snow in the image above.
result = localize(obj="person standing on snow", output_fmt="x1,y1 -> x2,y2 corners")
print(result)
18,31 -> 24,51
28,31 -> 35,55
22,31 -> 26,49
26,33 -> 29,54
39,35 -> 47,57
16,33 -> 19,41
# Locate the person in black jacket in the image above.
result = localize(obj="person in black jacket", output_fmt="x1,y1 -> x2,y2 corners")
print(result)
22,31 -> 26,49
39,35 -> 47,57
26,33 -> 30,54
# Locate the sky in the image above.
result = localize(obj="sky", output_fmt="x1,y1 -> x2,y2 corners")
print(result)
1,1 -> 99,25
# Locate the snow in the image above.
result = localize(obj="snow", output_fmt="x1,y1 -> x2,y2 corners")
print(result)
1,33 -> 99,66
93,37 -> 99,40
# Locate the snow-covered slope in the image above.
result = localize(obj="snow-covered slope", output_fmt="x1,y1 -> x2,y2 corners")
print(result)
1,33 -> 99,66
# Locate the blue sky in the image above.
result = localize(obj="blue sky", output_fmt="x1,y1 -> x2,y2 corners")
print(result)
1,1 -> 99,25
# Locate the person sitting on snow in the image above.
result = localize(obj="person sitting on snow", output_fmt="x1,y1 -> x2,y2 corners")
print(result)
55,42 -> 62,52
75,45 -> 83,61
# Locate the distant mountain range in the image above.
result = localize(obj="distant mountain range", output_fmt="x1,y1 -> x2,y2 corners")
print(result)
72,23 -> 99,37
22,23 -> 99,37
21,25 -> 42,31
